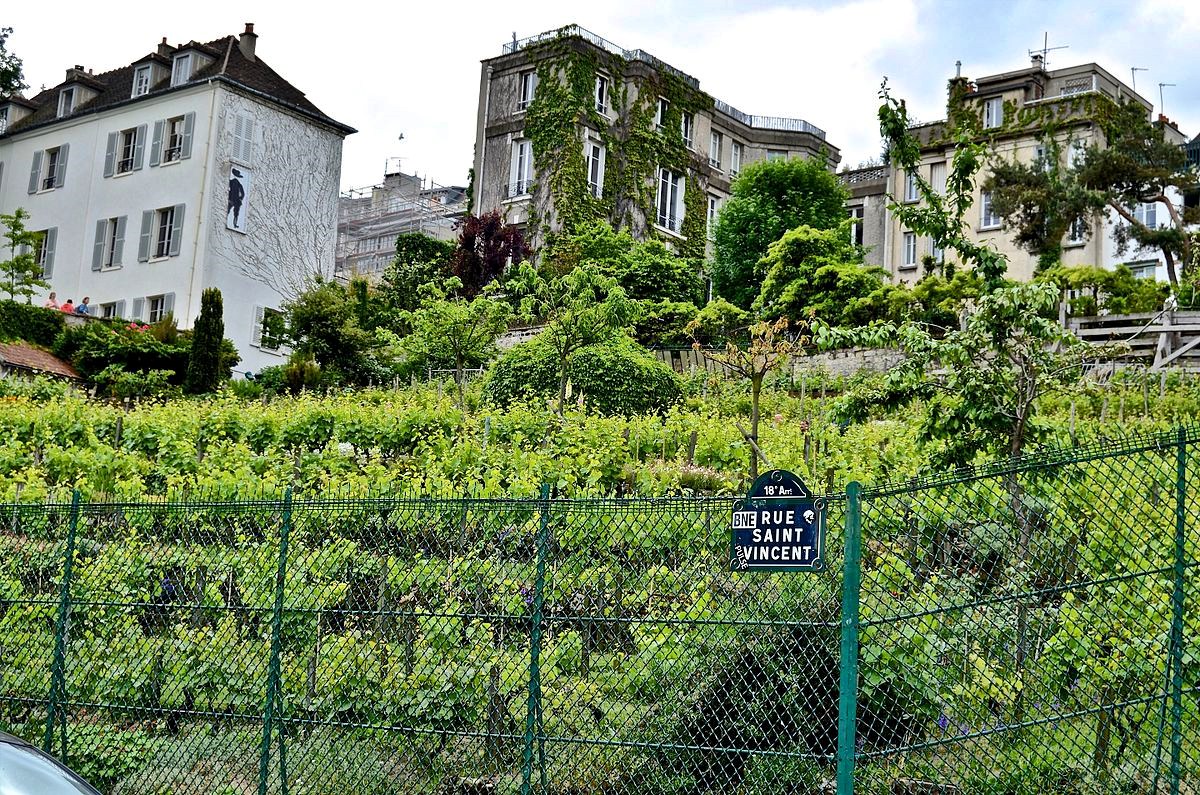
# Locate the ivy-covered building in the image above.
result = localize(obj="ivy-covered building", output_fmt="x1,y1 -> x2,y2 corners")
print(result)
887,55 -> 1187,283
470,25 -> 839,258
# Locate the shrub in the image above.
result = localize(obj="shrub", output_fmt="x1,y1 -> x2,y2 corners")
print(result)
485,334 -> 682,415
0,300 -> 66,346
92,366 -> 178,400
632,301 -> 699,346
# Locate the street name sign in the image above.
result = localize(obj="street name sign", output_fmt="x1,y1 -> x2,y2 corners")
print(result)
730,470 -> 826,572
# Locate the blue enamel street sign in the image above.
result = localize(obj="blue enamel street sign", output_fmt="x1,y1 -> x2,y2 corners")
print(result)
730,470 -> 826,572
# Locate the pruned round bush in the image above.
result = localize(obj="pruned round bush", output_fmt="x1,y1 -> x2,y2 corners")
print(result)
485,334 -> 682,415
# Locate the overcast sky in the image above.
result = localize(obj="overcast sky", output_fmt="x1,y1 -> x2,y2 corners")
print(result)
7,0 -> 1199,191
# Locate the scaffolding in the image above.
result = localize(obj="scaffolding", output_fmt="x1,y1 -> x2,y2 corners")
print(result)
334,166 -> 467,282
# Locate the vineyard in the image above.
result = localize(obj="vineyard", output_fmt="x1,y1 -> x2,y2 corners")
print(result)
0,375 -> 1195,793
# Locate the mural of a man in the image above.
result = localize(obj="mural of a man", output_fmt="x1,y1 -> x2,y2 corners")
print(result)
228,168 -> 246,229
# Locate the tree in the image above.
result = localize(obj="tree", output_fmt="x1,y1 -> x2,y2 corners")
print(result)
183,288 -> 225,394
752,224 -> 881,323
878,81 -> 1009,291
711,157 -> 848,308
401,279 -> 511,408
513,263 -> 638,412
984,134 -> 1107,273
380,233 -> 456,312
449,211 -> 530,298
1075,100 -> 1200,286
544,222 -> 703,304
0,209 -> 47,302
284,277 -> 391,386
0,27 -> 27,97
686,317 -> 801,481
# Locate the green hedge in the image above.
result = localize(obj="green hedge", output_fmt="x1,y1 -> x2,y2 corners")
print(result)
0,300 -> 66,347
485,333 -> 682,415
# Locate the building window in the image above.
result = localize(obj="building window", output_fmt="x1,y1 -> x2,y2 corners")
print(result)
1128,260 -> 1158,280
1069,140 -> 1086,168
655,97 -> 669,130
94,217 -> 125,270
980,191 -> 1001,229
848,206 -> 865,246
518,70 -> 538,111
766,149 -> 787,162
155,206 -> 175,258
138,204 -> 184,262
508,139 -> 533,197
1066,216 -> 1087,245
34,229 -> 57,278
594,74 -> 609,115
930,162 -> 947,195
1133,202 -> 1158,229
40,147 -> 63,191
132,65 -> 151,98
57,88 -> 75,118
904,169 -> 920,202
0,107 -> 8,135
709,131 -> 723,170
902,231 -> 917,268
983,97 -> 1004,129
707,195 -> 720,234
101,302 -> 119,319
231,113 -> 255,164
171,54 -> 192,87
730,141 -> 743,177
117,128 -> 139,174
681,113 -> 694,148
254,306 -> 285,351
930,238 -> 945,264
163,116 -> 185,163
147,295 -> 167,324
656,168 -> 685,233
586,141 -> 605,198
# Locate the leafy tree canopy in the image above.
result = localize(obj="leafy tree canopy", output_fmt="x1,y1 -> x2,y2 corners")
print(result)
544,222 -> 703,304
0,28 -> 26,98
711,157 -> 848,308
379,232 -> 455,312
449,211 -> 530,299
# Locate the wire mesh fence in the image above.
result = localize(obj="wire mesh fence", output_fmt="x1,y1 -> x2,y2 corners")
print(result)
0,426 -> 1193,794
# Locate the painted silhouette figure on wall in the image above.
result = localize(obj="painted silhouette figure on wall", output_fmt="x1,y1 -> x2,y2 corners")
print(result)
227,166 -> 250,232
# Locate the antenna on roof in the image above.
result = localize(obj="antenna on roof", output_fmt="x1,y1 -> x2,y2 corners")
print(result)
1130,67 -> 1148,91
1028,32 -> 1068,69
1159,82 -> 1176,116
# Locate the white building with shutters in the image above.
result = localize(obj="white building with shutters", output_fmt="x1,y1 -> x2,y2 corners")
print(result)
0,24 -> 354,373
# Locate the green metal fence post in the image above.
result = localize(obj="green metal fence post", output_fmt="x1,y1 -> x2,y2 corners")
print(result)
259,488 -> 293,795
43,489 -> 80,760
1169,429 -> 1187,795
521,484 -> 551,795
837,482 -> 863,795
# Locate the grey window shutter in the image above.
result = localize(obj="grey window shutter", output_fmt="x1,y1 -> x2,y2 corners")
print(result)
0,162 -> 5,194
104,133 -> 118,177
251,306 -> 264,346
113,216 -> 127,266
114,300 -> 126,319
42,228 -> 57,278
149,121 -> 164,167
163,293 -> 176,319
92,220 -> 107,271
168,204 -> 185,257
138,210 -> 153,262
28,151 -> 42,194
131,297 -> 145,321
132,124 -> 147,170
181,112 -> 195,159
54,144 -> 68,188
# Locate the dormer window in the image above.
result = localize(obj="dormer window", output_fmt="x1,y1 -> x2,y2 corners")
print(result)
0,107 -> 8,135
171,54 -> 192,87
132,65 -> 152,98
57,87 -> 76,118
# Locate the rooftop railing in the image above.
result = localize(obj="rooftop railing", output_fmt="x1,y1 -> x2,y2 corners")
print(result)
712,99 -> 826,139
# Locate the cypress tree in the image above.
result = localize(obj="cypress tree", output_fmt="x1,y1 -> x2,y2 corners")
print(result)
183,288 -> 224,394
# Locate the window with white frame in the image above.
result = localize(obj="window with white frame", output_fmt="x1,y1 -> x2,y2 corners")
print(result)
132,65 -> 152,98
35,146 -> 67,191
707,195 -> 719,232
904,169 -> 920,202
171,54 -> 192,87
57,88 -> 75,118
116,127 -> 139,174
147,295 -> 167,324
1069,139 -> 1086,168
766,149 -> 787,162
980,191 -> 1001,229
656,168 -> 685,233
730,141 -> 742,176
848,206 -> 865,247
709,131 -> 723,169
1067,216 -> 1087,245
902,231 -> 917,268
94,217 -> 125,270
508,139 -> 533,197
655,97 -> 669,130
983,97 -> 1004,129
154,207 -> 176,258
517,70 -> 538,111
586,141 -> 605,197
930,161 -> 947,195
34,228 -> 56,278
930,238 -> 945,264
253,306 -> 286,351
101,302 -> 119,319
163,116 -> 185,163
1133,202 -> 1158,229
594,74 -> 609,115
1128,260 -> 1158,280
680,113 -> 694,148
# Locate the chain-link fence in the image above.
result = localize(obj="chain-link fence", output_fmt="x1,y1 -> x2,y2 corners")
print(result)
0,427 -> 1193,794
